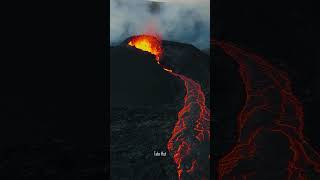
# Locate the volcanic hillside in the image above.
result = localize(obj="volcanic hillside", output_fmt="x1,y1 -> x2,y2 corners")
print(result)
110,38 -> 210,180
112,37 -> 210,107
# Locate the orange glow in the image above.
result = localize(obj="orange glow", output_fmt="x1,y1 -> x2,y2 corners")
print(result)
128,35 -> 162,61
127,34 -> 209,179
163,68 -> 172,72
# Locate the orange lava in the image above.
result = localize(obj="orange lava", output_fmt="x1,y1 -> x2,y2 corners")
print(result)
167,72 -> 210,179
128,35 -> 162,62
214,40 -> 320,180
128,34 -> 210,179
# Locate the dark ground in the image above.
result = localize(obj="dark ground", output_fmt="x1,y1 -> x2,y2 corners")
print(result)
212,0 -> 319,178
110,40 -> 210,179
110,44 -> 185,179
1,0 -> 318,179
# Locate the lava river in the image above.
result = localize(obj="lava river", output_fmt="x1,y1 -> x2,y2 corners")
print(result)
214,40 -> 320,180
128,35 -> 210,180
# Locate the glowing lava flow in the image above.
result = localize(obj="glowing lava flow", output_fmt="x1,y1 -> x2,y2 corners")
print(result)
128,35 -> 162,62
214,40 -> 320,180
167,71 -> 210,180
128,36 -> 210,179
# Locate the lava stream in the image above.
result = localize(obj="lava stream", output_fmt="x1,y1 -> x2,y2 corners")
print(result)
167,72 -> 210,180
128,35 -> 210,179
214,40 -> 320,180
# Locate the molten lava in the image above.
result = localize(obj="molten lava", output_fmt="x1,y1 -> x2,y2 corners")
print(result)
167,72 -> 210,180
214,40 -> 320,180
128,35 -> 210,179
128,35 -> 162,62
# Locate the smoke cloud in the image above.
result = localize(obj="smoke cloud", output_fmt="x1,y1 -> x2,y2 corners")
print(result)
110,0 -> 210,49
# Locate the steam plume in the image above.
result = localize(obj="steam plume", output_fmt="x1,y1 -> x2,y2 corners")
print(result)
110,0 -> 210,49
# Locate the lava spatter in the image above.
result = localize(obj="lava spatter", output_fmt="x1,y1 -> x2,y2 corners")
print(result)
128,36 -> 210,179
128,35 -> 162,62
214,40 -> 320,180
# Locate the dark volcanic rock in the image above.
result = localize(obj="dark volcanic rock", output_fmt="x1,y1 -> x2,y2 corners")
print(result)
110,45 -> 184,107
111,39 -> 210,179
161,40 -> 210,85
121,37 -> 210,89
110,106 -> 180,180
212,45 -> 244,162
